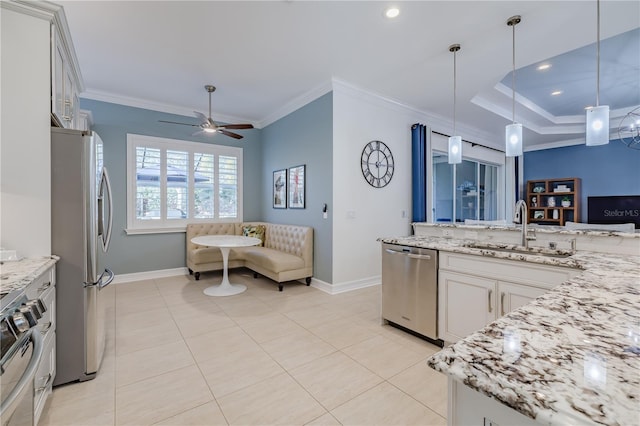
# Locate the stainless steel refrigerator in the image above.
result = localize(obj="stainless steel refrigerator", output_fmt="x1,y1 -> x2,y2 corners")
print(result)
51,127 -> 114,386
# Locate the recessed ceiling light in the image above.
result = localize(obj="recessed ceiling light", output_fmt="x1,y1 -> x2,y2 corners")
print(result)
537,64 -> 552,71
551,90 -> 563,96
385,7 -> 400,18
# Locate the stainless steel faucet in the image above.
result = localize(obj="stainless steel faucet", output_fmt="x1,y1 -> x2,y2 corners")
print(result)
513,200 -> 535,248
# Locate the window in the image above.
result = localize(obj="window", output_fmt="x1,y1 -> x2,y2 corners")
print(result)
126,134 -> 242,233
432,153 -> 500,223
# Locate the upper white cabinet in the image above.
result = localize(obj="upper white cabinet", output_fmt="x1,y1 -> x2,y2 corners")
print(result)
51,21 -> 82,129
0,1 -> 84,257
438,251 -> 580,343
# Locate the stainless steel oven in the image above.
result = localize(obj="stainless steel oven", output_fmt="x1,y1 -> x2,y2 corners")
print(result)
0,291 -> 45,426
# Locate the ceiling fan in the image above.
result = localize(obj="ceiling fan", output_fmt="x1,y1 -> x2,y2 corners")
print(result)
159,85 -> 254,139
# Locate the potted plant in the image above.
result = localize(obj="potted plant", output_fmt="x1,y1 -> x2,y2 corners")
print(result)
561,196 -> 571,208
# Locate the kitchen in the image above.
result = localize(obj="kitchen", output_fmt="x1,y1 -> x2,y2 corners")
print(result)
1,1 -> 639,425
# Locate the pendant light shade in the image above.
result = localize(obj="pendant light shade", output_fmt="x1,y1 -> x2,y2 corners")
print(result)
448,44 -> 462,164
448,136 -> 462,164
505,123 -> 523,157
586,105 -> 610,145
586,0 -> 609,146
505,15 -> 522,157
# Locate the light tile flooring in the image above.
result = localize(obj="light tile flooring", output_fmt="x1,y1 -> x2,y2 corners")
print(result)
39,269 -> 447,426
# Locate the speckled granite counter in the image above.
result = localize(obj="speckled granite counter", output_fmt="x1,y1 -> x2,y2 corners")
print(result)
0,255 -> 59,295
380,235 -> 639,425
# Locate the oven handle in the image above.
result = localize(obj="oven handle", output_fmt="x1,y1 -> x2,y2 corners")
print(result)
0,329 -> 43,418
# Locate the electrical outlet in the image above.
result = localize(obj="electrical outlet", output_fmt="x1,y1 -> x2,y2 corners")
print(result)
442,229 -> 454,238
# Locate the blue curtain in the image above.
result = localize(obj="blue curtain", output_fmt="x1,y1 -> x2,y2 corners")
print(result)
411,123 -> 428,223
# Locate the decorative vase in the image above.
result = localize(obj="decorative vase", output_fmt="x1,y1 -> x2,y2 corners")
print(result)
553,209 -> 559,220
547,197 -> 556,207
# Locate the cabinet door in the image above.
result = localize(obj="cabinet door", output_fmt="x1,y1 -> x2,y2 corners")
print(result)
498,281 -> 547,316
63,67 -> 74,127
438,271 -> 497,343
51,26 -> 66,126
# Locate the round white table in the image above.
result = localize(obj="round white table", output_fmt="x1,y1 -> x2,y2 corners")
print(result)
191,235 -> 262,296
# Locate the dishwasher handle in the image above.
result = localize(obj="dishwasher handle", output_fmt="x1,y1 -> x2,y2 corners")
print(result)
384,249 -> 432,261
407,253 -> 432,260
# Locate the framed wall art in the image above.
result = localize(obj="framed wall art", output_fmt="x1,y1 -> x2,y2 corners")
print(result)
273,169 -> 287,209
288,164 -> 305,209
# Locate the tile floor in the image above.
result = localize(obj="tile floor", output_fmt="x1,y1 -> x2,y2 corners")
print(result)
39,269 -> 447,426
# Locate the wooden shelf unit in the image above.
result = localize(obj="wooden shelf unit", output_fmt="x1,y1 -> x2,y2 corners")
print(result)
526,178 -> 581,226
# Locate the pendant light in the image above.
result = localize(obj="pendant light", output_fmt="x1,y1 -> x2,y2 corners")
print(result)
505,15 -> 522,157
586,0 -> 609,146
448,44 -> 462,164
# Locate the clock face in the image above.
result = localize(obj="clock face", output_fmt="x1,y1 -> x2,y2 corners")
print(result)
361,140 -> 394,188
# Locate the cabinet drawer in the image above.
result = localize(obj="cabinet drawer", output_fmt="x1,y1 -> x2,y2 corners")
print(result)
25,266 -> 55,299
440,251 -> 578,290
37,287 -> 56,339
34,329 -> 56,424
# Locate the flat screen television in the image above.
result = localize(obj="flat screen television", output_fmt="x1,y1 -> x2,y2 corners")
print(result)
587,196 -> 640,229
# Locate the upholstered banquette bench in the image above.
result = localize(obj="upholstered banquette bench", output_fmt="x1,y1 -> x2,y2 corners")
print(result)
186,222 -> 313,291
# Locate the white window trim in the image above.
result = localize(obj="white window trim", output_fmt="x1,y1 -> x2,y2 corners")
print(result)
125,134 -> 243,235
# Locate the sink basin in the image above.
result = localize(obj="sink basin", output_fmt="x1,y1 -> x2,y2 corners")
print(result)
463,242 -> 574,258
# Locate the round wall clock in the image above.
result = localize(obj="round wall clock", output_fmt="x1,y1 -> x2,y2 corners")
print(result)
360,140 -> 394,188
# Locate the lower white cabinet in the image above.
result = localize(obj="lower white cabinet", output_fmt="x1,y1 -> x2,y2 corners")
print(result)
439,271 -> 496,342
438,252 -> 579,343
25,265 -> 56,425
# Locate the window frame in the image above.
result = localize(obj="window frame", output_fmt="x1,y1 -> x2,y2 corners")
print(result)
125,134 -> 243,234
428,132 -> 506,223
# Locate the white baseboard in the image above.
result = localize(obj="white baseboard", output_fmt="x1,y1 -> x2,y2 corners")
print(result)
114,268 -> 380,295
309,275 -> 381,295
113,267 -> 188,284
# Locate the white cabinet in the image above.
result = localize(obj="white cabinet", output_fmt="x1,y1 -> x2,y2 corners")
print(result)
438,252 -> 579,343
25,265 -> 56,425
498,280 -> 547,316
439,271 -> 496,342
51,23 -> 80,129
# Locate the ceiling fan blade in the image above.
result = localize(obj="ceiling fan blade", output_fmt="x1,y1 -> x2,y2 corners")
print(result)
218,129 -> 243,139
218,123 -> 254,130
159,120 -> 201,127
193,111 -> 209,124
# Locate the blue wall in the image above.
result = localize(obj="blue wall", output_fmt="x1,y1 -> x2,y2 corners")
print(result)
261,93 -> 333,283
80,99 -> 263,274
524,139 -> 640,222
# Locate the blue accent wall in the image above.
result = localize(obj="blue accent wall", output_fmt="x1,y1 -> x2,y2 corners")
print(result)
80,98 -> 263,274
261,93 -> 333,283
524,139 -> 640,222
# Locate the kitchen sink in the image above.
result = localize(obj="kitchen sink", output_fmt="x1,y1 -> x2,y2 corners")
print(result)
462,241 -> 574,258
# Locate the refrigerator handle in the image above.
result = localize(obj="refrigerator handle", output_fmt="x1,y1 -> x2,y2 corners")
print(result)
99,268 -> 115,289
98,167 -> 114,252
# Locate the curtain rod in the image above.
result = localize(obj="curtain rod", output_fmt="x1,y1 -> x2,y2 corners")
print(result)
432,131 -> 505,154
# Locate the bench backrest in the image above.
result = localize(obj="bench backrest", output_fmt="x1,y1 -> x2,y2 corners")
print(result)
186,223 -> 241,251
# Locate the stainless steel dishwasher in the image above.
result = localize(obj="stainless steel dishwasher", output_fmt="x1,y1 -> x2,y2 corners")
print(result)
381,243 -> 441,344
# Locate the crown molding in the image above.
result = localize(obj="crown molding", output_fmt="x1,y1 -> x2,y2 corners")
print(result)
331,78 -> 502,151
80,89 -> 258,127
257,81 -> 333,128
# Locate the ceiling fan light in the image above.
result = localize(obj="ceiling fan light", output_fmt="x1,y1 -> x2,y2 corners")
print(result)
505,123 -> 523,157
586,105 -> 609,146
448,136 -> 462,164
203,127 -> 216,133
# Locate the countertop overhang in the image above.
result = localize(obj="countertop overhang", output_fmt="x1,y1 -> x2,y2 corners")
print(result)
381,235 -> 640,426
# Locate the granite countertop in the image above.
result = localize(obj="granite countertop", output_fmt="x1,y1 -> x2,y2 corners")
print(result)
412,221 -> 640,239
381,235 -> 639,425
0,255 -> 59,295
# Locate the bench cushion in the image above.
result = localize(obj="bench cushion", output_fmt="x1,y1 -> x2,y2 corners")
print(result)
241,247 -> 305,273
